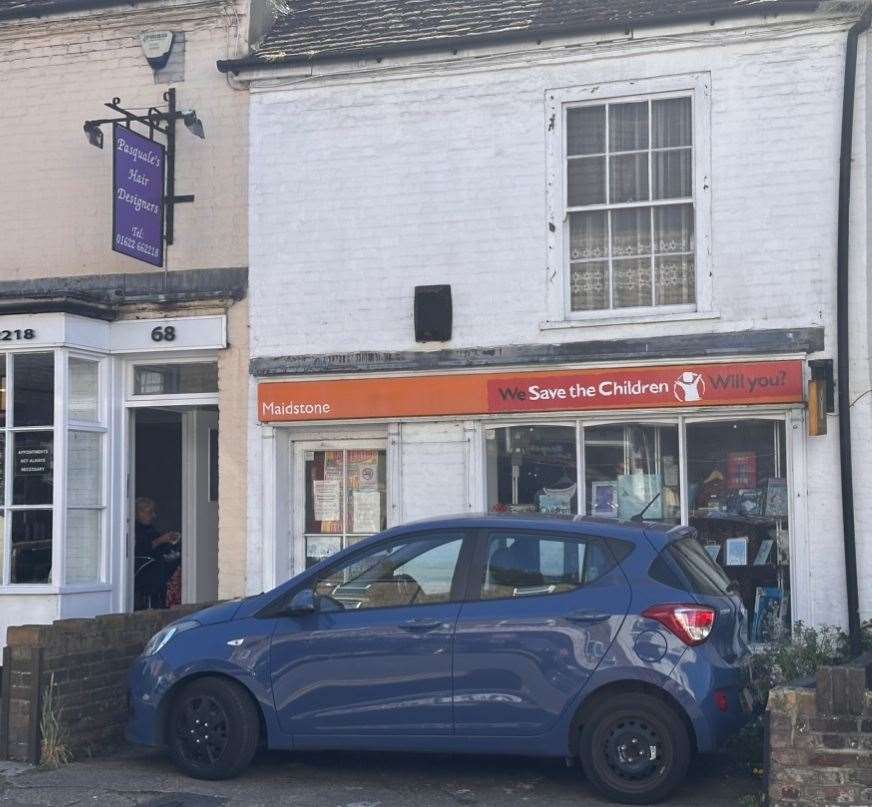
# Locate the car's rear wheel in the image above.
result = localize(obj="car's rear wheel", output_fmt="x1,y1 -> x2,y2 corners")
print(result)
578,692 -> 690,804
167,677 -> 260,780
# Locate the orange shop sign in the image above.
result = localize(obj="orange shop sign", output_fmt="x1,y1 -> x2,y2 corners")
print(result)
257,359 -> 805,423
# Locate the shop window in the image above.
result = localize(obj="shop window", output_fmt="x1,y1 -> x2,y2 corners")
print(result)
584,424 -> 680,523
1,352 -> 107,587
304,449 -> 387,568
313,532 -> 463,610
133,362 -> 217,396
486,426 -> 577,514
687,419 -> 789,643
481,531 -> 615,600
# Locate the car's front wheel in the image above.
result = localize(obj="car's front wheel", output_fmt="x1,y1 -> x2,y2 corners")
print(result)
578,692 -> 690,804
167,676 -> 260,780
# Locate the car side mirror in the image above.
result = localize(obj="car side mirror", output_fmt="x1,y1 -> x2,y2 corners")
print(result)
287,588 -> 318,615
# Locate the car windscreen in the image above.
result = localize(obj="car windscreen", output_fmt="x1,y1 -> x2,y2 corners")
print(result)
657,537 -> 732,596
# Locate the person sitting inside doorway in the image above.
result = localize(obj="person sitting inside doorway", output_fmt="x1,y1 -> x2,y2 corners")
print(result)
134,497 -> 181,610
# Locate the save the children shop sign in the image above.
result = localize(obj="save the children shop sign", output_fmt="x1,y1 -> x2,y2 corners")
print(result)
112,123 -> 165,267
258,359 -> 805,423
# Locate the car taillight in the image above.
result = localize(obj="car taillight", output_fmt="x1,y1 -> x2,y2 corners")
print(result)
642,604 -> 717,646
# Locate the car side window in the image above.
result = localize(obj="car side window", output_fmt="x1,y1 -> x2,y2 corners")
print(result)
481,531 -> 614,600
313,532 -> 464,610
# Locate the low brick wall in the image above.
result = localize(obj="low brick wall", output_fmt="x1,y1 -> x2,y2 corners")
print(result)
768,664 -> 872,806
0,605 -> 209,764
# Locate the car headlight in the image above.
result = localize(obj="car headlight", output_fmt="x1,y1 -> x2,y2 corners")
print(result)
142,620 -> 199,656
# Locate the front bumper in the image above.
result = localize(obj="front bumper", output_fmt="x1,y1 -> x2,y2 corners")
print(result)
126,654 -> 173,748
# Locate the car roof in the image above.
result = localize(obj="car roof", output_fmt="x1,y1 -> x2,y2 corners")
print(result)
388,512 -> 688,548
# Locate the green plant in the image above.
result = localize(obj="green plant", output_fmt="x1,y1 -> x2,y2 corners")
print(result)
39,673 -> 72,768
750,621 -> 850,705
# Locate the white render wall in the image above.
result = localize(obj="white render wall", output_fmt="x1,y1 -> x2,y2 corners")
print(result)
247,14 -> 872,629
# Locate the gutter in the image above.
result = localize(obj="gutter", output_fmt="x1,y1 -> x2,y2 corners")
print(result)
216,2 -> 823,74
836,5 -> 872,657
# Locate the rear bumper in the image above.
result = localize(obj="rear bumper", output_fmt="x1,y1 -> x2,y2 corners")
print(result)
668,651 -> 752,752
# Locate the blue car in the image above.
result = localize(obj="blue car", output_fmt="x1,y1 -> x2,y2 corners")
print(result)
127,514 -> 752,804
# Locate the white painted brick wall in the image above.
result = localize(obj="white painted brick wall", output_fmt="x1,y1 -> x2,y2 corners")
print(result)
247,15 -> 872,629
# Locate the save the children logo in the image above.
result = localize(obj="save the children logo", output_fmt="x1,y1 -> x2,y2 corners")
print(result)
673,370 -> 706,403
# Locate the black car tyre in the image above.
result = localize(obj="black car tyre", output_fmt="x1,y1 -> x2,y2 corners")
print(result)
167,676 -> 260,780
578,692 -> 690,805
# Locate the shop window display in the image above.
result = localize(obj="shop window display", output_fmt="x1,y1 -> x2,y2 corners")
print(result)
304,448 -> 387,568
687,419 -> 789,643
584,424 -> 680,523
487,426 -> 577,514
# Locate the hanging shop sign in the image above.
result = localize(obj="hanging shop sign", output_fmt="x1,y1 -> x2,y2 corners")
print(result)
112,123 -> 165,267
258,359 -> 805,423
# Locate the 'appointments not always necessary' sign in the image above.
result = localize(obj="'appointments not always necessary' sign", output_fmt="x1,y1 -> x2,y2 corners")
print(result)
112,123 -> 165,267
258,359 -> 805,423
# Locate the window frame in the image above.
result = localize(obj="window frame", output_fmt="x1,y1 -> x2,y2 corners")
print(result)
545,73 -> 713,327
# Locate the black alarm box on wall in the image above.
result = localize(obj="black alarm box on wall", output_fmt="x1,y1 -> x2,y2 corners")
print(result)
414,284 -> 452,342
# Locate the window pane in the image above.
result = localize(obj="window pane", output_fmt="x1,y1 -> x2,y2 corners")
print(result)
654,204 -> 694,254
304,448 -> 387,568
65,510 -> 101,584
346,449 -> 386,535
481,532 -> 615,600
133,363 -> 217,395
313,533 -> 463,610
567,105 -> 605,155
11,509 -> 52,584
569,211 -> 607,261
652,97 -> 692,148
14,353 -> 54,427
609,153 -> 649,203
486,426 -> 577,514
0,355 -> 7,428
68,431 -> 101,507
656,255 -> 695,306
612,208 -> 652,257
0,433 -> 4,506
567,156 -> 606,206
570,261 -> 609,311
69,359 -> 99,422
613,258 -> 653,308
653,148 -> 692,199
687,420 -> 790,642
585,424 -> 681,523
13,431 -> 53,505
609,102 -> 648,152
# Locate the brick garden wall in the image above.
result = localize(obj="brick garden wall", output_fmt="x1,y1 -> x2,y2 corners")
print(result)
0,605 -> 207,764
768,664 -> 872,806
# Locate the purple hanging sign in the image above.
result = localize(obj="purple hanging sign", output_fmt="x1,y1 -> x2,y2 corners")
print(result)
112,123 -> 165,267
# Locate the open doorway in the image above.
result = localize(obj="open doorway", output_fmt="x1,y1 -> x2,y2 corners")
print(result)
131,406 -> 219,610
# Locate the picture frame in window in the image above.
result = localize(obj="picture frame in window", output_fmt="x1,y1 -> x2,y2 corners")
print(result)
591,480 -> 618,518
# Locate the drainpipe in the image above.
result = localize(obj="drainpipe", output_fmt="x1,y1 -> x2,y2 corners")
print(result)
836,6 -> 872,657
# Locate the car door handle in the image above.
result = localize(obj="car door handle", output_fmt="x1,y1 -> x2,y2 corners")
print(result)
566,610 -> 611,625
399,618 -> 444,632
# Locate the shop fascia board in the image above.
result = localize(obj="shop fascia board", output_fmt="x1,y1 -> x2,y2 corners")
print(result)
250,327 -> 826,378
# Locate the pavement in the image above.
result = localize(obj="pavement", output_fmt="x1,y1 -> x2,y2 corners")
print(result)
0,747 -> 760,807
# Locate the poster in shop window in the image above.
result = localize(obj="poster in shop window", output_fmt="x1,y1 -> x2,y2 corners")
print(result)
347,450 -> 382,534
352,490 -> 381,534
313,479 -> 340,523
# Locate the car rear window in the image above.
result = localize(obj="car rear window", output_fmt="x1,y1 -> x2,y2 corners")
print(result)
650,537 -> 731,596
